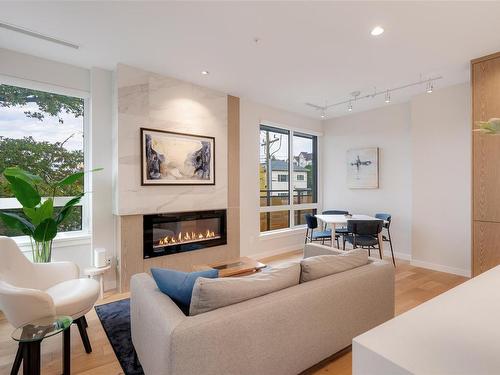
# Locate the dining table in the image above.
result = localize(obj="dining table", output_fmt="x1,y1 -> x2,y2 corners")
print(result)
315,214 -> 385,251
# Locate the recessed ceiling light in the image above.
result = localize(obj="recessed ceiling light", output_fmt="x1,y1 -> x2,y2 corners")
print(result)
201,70 -> 209,75
371,26 -> 384,36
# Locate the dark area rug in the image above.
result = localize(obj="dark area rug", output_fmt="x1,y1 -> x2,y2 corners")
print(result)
94,299 -> 144,375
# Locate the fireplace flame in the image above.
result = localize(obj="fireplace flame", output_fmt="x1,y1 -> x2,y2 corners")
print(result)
158,230 -> 217,246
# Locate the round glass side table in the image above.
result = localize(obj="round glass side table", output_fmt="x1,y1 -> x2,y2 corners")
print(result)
11,315 -> 73,375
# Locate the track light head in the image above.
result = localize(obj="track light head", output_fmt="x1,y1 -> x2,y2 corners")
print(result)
385,90 -> 391,103
426,81 -> 433,94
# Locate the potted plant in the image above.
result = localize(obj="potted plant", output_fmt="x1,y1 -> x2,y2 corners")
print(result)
0,166 -> 99,262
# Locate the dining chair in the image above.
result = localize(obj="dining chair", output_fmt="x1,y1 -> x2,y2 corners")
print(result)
305,214 -> 339,248
343,220 -> 383,259
321,210 -> 350,236
0,237 -> 100,374
375,213 -> 395,266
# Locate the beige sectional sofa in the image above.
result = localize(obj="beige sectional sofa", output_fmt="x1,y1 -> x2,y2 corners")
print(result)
130,244 -> 395,375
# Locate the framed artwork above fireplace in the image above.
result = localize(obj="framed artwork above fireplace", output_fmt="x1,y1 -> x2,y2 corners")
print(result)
141,127 -> 215,185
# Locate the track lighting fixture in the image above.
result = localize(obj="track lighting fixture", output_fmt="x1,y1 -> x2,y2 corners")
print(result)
385,90 -> 391,103
305,75 -> 443,115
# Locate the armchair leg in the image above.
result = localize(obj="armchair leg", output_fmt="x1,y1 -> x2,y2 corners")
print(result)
82,315 -> 88,329
75,317 -> 92,354
377,239 -> 383,260
11,343 -> 23,375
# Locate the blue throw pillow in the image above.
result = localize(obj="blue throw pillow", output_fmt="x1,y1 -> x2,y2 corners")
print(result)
150,268 -> 219,308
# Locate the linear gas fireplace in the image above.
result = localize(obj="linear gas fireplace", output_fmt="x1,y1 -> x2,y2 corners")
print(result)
143,210 -> 227,259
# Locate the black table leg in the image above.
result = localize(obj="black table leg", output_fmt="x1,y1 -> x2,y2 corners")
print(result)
11,343 -> 23,375
22,341 -> 40,375
63,328 -> 70,375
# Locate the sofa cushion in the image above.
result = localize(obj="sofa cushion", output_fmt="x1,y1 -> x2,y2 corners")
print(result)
151,268 -> 219,311
189,262 -> 300,316
300,249 -> 369,283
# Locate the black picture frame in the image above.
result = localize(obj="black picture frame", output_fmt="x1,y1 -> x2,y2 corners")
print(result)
140,127 -> 215,186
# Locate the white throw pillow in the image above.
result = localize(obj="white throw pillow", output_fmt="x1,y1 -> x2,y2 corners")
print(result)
300,249 -> 369,283
189,262 -> 300,316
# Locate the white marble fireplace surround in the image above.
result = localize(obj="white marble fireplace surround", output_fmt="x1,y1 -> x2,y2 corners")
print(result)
114,64 -> 239,291
115,64 -> 228,214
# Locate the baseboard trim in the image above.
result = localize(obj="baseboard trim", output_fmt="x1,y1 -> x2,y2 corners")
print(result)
384,250 -> 411,261
410,259 -> 471,277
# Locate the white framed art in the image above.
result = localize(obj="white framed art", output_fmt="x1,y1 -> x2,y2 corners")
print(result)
346,147 -> 379,189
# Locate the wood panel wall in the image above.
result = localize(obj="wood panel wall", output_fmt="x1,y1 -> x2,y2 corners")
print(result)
472,52 -> 500,276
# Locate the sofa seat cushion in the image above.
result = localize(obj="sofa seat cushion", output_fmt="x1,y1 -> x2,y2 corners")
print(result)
300,249 -> 369,283
46,278 -> 100,318
190,262 -> 300,316
151,268 -> 219,311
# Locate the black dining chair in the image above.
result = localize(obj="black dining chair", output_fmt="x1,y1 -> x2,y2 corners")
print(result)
322,210 -> 350,238
322,210 -> 349,215
375,213 -> 395,266
305,214 -> 339,248
343,220 -> 383,259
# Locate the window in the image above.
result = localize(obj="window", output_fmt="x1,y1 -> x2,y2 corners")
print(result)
260,124 -> 318,232
0,82 -> 87,238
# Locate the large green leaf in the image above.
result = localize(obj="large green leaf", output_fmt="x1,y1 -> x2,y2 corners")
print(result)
33,218 -> 57,242
0,211 -> 35,236
23,198 -> 54,225
3,167 -> 43,185
55,168 -> 103,187
4,175 -> 41,208
56,193 -> 84,225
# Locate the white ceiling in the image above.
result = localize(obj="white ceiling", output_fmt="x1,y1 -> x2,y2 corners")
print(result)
1,1 -> 500,119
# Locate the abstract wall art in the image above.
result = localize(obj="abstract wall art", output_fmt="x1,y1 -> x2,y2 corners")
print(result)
141,128 -> 215,185
346,147 -> 379,189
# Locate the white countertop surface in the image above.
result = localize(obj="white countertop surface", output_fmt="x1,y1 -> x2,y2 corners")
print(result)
353,265 -> 500,375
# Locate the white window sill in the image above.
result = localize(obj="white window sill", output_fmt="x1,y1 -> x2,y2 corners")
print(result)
259,225 -> 307,240
13,231 -> 92,250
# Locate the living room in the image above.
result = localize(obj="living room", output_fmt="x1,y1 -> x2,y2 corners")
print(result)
0,2 -> 499,375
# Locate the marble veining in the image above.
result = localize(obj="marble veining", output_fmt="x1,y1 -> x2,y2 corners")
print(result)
115,63 -> 228,216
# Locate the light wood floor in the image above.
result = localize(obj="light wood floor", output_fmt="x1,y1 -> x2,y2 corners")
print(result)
0,252 -> 467,375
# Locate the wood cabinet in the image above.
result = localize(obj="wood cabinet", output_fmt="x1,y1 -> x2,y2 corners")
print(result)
472,52 -> 500,275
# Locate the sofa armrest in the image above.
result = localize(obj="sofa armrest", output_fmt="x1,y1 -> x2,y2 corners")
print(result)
130,273 -> 186,375
303,243 -> 344,259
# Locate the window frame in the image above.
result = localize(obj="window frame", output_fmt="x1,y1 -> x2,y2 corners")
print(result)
0,75 -> 91,243
259,122 -> 321,233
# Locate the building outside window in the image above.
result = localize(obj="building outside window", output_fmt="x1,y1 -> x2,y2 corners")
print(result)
259,124 -> 318,232
0,82 -> 87,238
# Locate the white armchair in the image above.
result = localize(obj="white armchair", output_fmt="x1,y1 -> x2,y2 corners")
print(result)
0,236 -> 100,371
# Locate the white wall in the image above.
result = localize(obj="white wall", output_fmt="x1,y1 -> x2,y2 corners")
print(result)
322,103 -> 413,259
322,83 -> 471,276
0,47 -> 89,92
90,67 -> 116,289
239,98 -> 323,258
411,83 -> 471,276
